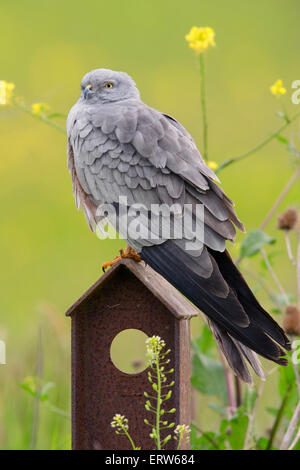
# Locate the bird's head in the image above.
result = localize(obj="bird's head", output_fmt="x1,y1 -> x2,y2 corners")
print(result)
80,69 -> 140,104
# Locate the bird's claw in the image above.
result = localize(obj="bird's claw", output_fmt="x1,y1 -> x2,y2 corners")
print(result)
101,246 -> 141,273
102,254 -> 122,272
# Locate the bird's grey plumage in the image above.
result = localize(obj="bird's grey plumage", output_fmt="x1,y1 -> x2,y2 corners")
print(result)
67,69 -> 239,251
67,68 -> 290,382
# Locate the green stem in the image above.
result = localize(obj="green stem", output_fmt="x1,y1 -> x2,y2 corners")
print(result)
199,54 -> 208,161
123,427 -> 137,450
192,422 -> 219,449
44,402 -> 70,420
216,110 -> 300,173
176,436 -> 182,450
30,326 -> 43,451
266,384 -> 292,450
155,346 -> 162,450
259,164 -> 300,231
261,248 -> 289,305
12,97 -> 66,134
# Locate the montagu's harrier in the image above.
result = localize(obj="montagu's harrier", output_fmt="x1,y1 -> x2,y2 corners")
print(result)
67,69 -> 290,383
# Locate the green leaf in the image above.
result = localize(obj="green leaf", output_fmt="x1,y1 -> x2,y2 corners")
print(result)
256,437 -> 269,450
19,376 -> 38,397
260,250 -> 281,271
278,354 -> 299,418
240,229 -> 276,258
271,308 -> 282,314
190,424 -> 224,450
207,402 -> 227,416
292,437 -> 300,450
47,112 -> 66,119
227,413 -> 249,450
40,382 -> 55,402
19,382 -> 36,397
219,407 -> 251,450
278,354 -> 296,397
192,325 -> 214,356
191,351 -> 227,404
276,135 -> 288,144
266,407 -> 279,417
241,387 -> 257,415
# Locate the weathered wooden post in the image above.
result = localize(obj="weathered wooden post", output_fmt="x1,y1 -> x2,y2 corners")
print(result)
66,258 -> 198,450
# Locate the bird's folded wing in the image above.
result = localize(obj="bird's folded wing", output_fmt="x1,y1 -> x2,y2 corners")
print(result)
67,100 -> 243,252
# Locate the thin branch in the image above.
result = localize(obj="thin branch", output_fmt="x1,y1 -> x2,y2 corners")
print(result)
44,402 -> 71,420
266,384 -> 292,450
261,248 -> 289,305
279,240 -> 300,450
280,398 -> 300,450
192,422 -> 219,449
243,364 -> 271,450
234,376 -> 242,408
216,111 -> 300,173
288,425 -> 300,450
297,235 -> 300,308
12,97 -> 66,134
30,326 -> 43,450
243,267 -> 284,312
199,54 -> 208,161
285,230 -> 297,266
260,164 -> 300,231
218,350 -> 236,417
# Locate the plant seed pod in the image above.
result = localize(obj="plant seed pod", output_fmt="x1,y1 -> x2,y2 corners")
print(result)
277,208 -> 298,231
283,304 -> 300,336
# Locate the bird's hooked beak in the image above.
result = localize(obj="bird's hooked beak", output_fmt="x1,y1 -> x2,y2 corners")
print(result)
83,84 -> 93,100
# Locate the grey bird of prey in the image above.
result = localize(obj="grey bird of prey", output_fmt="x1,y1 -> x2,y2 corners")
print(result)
67,68 -> 290,383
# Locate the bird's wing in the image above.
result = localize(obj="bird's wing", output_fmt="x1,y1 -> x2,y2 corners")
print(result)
68,100 -> 243,244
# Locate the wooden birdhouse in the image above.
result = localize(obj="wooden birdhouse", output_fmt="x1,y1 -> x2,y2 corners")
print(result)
66,258 -> 198,450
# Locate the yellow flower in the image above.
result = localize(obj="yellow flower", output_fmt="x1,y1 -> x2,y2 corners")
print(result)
207,160 -> 218,171
270,79 -> 286,97
0,80 -> 15,105
31,102 -> 50,115
185,26 -> 216,53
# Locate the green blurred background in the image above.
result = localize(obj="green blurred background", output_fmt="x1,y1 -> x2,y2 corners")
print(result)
0,0 -> 300,449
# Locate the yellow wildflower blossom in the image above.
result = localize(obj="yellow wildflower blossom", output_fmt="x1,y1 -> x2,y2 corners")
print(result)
0,80 -> 15,105
31,102 -> 50,115
270,79 -> 286,97
207,160 -> 218,171
185,26 -> 216,53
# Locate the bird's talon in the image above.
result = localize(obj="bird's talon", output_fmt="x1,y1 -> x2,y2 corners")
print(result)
101,246 -> 141,273
101,256 -> 121,272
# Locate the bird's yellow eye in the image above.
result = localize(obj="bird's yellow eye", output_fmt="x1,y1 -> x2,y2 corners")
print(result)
86,84 -> 93,90
104,81 -> 114,89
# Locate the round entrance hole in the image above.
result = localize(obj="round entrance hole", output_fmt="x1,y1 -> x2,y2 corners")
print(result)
110,329 -> 149,374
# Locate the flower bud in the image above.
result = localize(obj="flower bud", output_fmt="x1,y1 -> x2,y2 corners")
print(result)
283,305 -> 300,336
277,208 -> 298,231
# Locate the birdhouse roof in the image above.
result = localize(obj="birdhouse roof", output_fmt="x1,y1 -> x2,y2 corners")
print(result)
65,258 -> 199,320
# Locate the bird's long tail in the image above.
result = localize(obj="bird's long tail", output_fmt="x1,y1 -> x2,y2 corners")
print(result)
140,240 -> 291,383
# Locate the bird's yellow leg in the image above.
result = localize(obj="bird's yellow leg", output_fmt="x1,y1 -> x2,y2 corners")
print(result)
102,252 -> 122,272
122,244 -> 142,262
102,245 -> 142,272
